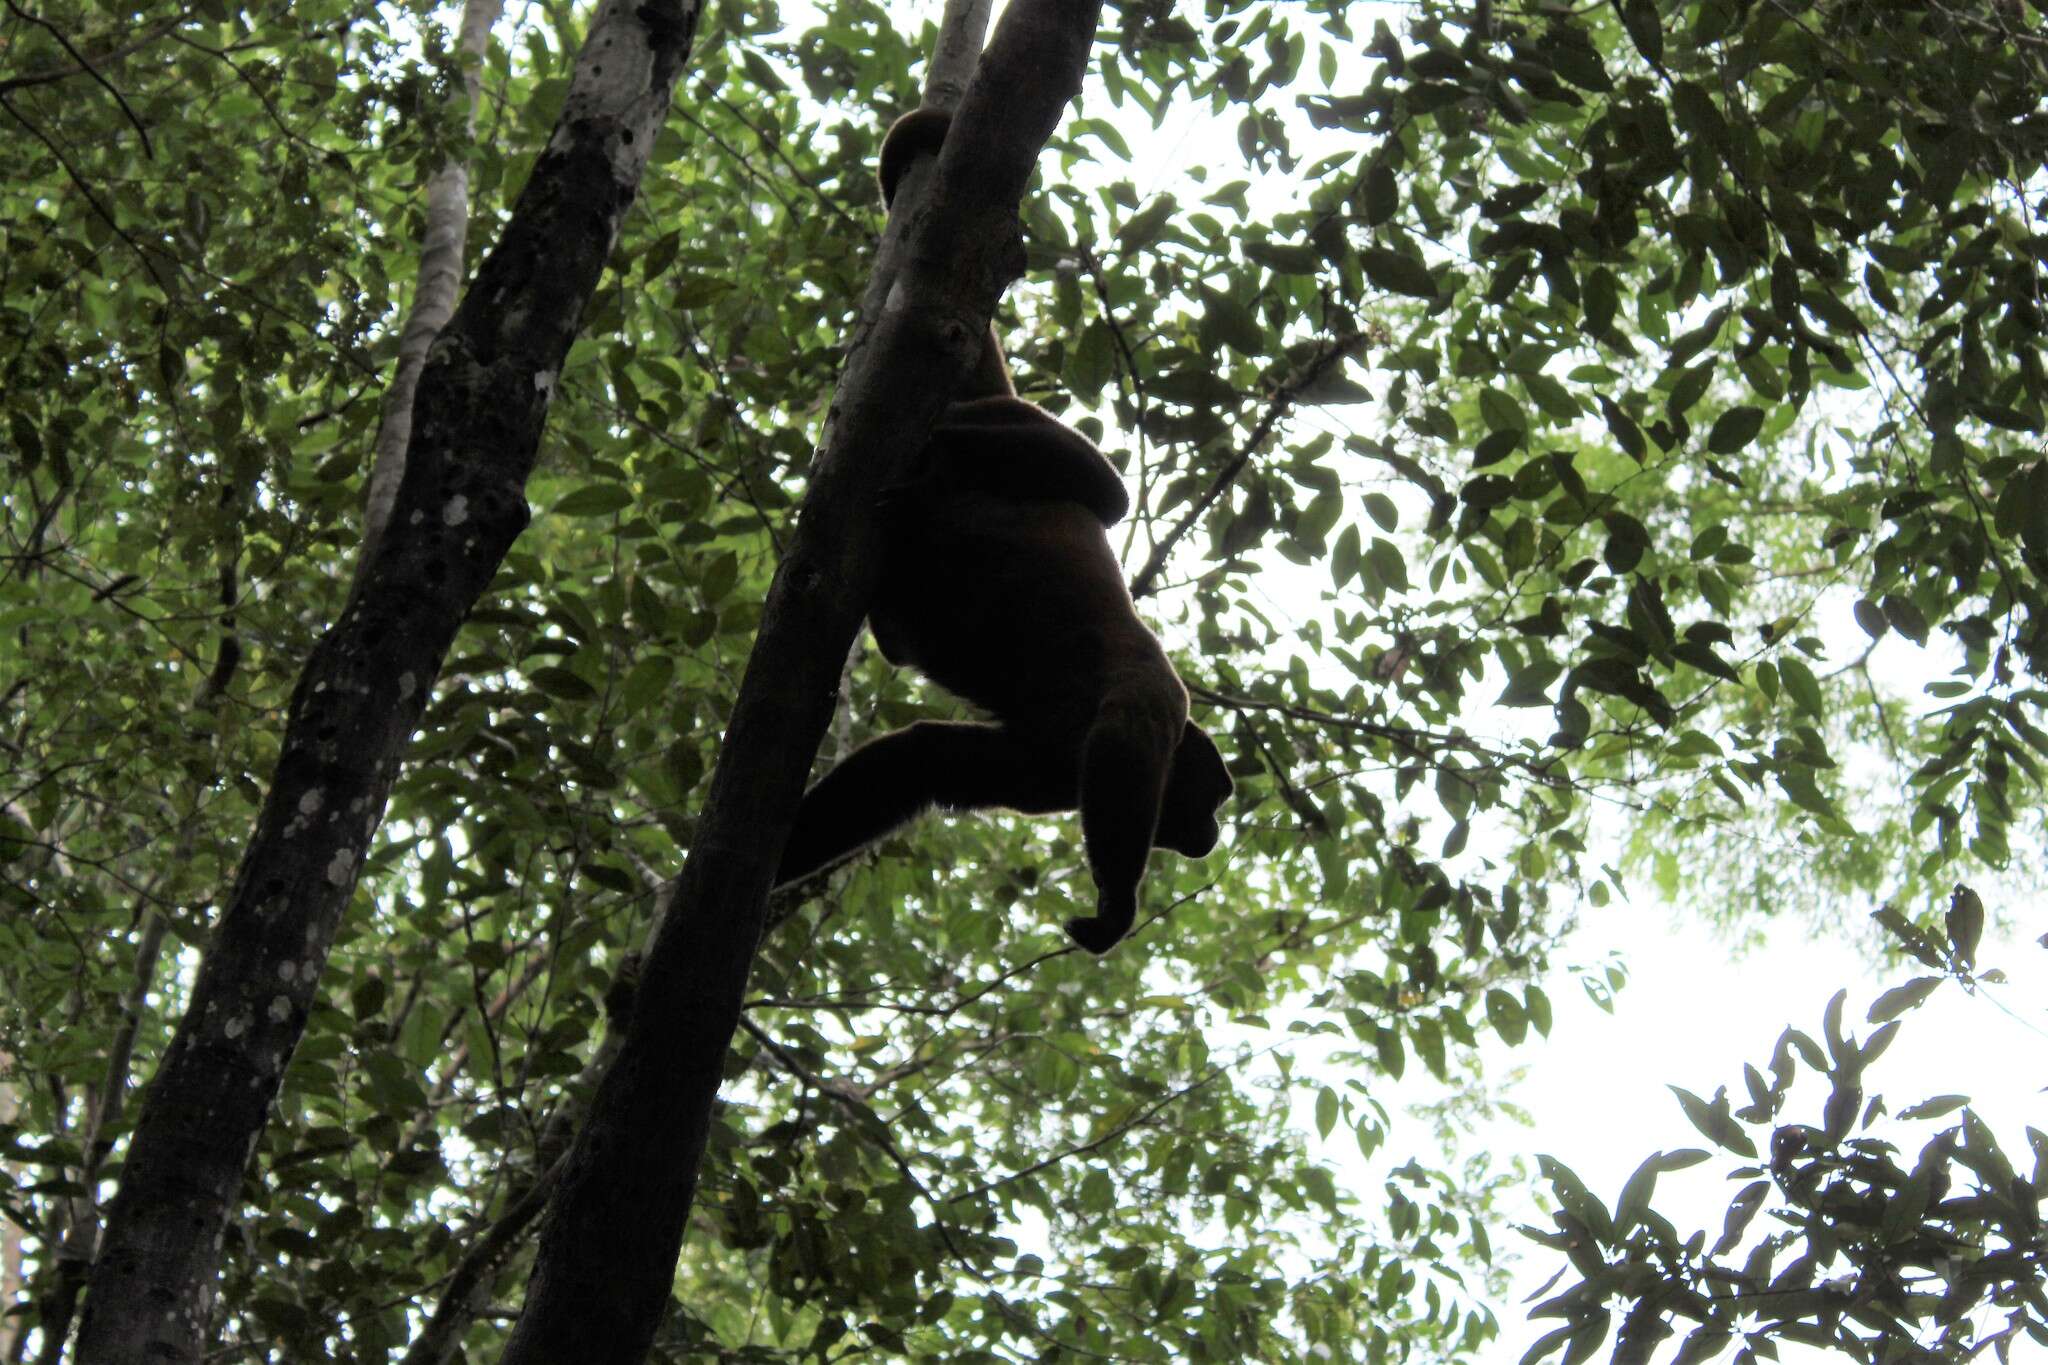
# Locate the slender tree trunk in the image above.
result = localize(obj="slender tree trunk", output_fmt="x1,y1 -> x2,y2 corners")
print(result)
72,3 -> 707,1360
496,2 -> 1102,1360
0,1068 -> 23,1361
356,0 -> 503,579
34,907 -> 167,1364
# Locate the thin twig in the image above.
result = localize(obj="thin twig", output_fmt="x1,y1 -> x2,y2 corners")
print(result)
738,1016 -> 990,1281
0,91 -> 168,289
0,11 -> 184,99
2,0 -> 153,154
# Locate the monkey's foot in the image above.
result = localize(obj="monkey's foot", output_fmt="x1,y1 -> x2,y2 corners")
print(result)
1063,915 -> 1127,956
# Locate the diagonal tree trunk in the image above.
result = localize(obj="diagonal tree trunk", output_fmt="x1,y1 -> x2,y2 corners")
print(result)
72,2 -> 707,1359
496,1 -> 1105,1360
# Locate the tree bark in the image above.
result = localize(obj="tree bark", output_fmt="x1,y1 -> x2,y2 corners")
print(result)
495,2 -> 1102,1361
71,2 -> 706,1360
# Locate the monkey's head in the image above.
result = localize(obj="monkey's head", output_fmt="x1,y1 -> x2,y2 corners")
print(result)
877,107 -> 953,209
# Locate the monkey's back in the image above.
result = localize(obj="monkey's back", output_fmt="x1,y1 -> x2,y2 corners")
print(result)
869,491 -> 1178,740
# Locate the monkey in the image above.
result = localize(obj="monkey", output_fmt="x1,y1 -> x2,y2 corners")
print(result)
774,109 -> 1233,954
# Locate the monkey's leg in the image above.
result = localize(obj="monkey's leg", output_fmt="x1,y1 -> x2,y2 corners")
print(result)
1153,722 -> 1232,858
1065,685 -> 1183,954
778,721 -> 1071,887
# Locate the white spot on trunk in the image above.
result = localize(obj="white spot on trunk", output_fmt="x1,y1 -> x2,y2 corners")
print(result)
298,790 -> 324,815
535,370 -> 555,393
398,672 -> 417,701
444,495 -> 469,526
268,996 -> 293,1023
277,960 -> 296,981
223,1013 -> 248,1039
326,849 -> 355,885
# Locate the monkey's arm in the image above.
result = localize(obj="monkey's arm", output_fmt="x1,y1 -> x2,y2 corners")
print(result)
878,108 -> 1017,400
924,396 -> 1131,525
1154,721 -> 1232,858
1066,672 -> 1187,954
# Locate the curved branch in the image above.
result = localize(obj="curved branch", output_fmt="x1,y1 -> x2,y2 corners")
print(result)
354,0 -> 503,583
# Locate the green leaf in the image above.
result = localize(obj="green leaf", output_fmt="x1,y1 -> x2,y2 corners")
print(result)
1070,117 -> 1134,161
1479,387 -> 1526,433
1365,537 -> 1409,592
1068,321 -> 1117,400
551,484 -> 633,517
1116,195 -> 1178,252
1536,1154 -> 1613,1239
1485,988 -> 1528,1045
527,666 -> 598,702
1473,427 -> 1523,468
1373,1025 -> 1405,1079
1499,659 -> 1563,708
1946,884 -> 1984,967
1612,1152 -> 1661,1231
1619,0 -> 1664,66
1867,976 -> 1941,1023
1361,161 -> 1398,226
1710,1181 -> 1768,1256
1520,1324 -> 1575,1365
1297,372 -> 1374,405
1200,287 -> 1263,355
1777,656 -> 1823,718
1775,765 -> 1842,824
1359,246 -> 1437,299
1599,396 -> 1645,460
1882,593 -> 1930,645
1669,1086 -> 1757,1157
1413,1019 -> 1448,1080
738,49 -> 787,93
620,655 -> 675,716
1331,524 -> 1361,588
1602,513 -> 1650,573
1706,406 -> 1765,454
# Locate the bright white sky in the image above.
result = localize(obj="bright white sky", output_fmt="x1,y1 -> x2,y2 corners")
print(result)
1477,909 -> 2047,1360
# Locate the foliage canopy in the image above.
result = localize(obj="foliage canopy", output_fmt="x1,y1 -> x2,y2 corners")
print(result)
1,0 -> 2042,1358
